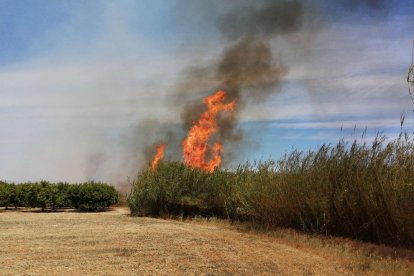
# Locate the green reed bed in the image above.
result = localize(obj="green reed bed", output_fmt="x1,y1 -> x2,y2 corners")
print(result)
128,135 -> 414,247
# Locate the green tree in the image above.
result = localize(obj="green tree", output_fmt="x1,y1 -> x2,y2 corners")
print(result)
56,182 -> 71,208
35,181 -> 51,211
77,182 -> 118,211
0,181 -> 15,210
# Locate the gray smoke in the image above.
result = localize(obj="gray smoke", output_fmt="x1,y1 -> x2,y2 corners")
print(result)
87,0 -> 394,185
218,0 -> 303,41
179,0 -> 304,163
341,0 -> 386,10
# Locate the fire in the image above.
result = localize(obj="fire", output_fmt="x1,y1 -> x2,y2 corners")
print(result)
182,90 -> 236,172
150,144 -> 166,171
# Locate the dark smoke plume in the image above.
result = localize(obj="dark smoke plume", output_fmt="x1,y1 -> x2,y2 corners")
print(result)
180,0 -> 304,162
218,0 -> 303,41
178,0 -> 389,145
216,37 -> 288,99
88,0 -> 397,185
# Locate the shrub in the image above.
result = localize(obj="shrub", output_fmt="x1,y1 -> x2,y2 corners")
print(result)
76,182 -> 119,211
35,181 -> 52,211
128,161 -> 240,218
239,136 -> 414,246
56,182 -> 72,208
0,181 -> 15,210
0,181 -> 118,211
22,182 -> 39,209
128,135 -> 414,247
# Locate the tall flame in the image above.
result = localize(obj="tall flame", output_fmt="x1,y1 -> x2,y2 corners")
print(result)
182,90 -> 236,172
150,144 -> 166,171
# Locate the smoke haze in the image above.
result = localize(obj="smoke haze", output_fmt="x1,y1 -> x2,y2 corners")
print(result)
0,0 -> 413,188
177,1 -> 305,164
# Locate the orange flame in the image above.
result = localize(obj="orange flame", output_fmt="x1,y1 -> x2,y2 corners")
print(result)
150,144 -> 167,171
182,90 -> 236,172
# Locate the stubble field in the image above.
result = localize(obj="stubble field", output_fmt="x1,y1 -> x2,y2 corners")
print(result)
0,207 -> 412,275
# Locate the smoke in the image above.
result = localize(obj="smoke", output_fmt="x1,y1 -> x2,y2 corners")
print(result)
88,0 -> 397,181
216,37 -> 288,99
1,0 -> 408,187
177,0 -> 304,163
175,0 -> 393,164
218,0 -> 303,41
85,119 -> 183,190
340,0 -> 387,11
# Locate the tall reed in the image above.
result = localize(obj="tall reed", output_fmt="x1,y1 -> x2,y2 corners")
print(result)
128,134 -> 414,247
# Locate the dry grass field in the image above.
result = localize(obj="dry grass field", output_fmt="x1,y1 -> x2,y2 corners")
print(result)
0,207 -> 413,275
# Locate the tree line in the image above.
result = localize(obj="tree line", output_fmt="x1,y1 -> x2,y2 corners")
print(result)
0,181 -> 119,211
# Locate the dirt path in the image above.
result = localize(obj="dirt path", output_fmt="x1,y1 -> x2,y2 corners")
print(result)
0,208 -> 411,275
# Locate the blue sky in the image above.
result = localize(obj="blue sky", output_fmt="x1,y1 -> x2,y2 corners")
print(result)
0,0 -> 413,184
